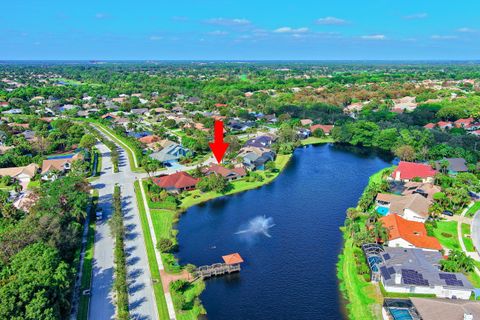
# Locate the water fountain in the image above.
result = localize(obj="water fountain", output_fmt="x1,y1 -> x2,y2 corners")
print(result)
235,216 -> 275,238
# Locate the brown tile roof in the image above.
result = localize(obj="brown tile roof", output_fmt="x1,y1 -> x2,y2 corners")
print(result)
203,164 -> 246,179
310,124 -> 334,134
0,163 -> 38,179
41,153 -> 82,174
377,193 -> 431,219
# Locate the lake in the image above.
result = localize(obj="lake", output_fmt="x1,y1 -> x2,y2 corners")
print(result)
176,144 -> 390,319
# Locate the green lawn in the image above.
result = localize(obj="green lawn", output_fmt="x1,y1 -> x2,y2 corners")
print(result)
337,238 -> 382,320
27,180 -> 41,189
300,136 -> 334,145
180,154 -> 291,209
462,223 -> 475,252
432,220 -> 459,250
133,181 -> 170,319
467,202 -> 480,217
77,190 -> 98,320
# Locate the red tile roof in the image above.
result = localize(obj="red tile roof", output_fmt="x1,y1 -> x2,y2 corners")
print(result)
392,161 -> 437,180
138,135 -> 160,144
222,253 -> 244,265
380,214 -> 442,251
454,118 -> 474,127
424,123 -> 435,129
310,124 -> 334,134
214,103 -> 228,107
152,172 -> 199,190
437,121 -> 452,128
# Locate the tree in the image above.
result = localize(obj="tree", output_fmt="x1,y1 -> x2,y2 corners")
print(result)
394,145 -> 416,161
312,128 -> 325,138
157,238 -> 177,253
440,250 -> 475,273
79,134 -> 97,152
0,242 -> 72,320
197,174 -> 229,193
141,158 -> 160,178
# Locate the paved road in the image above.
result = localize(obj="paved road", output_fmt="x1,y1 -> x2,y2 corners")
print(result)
89,142 -> 116,320
89,138 -> 158,320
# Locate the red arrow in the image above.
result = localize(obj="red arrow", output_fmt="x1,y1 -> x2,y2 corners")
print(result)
209,120 -> 229,164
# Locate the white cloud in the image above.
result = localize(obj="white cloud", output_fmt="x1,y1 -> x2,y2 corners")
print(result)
204,18 -> 251,26
316,16 -> 348,25
274,27 -> 309,33
208,30 -> 229,36
95,13 -> 109,19
457,27 -> 476,33
403,13 -> 428,20
361,34 -> 386,40
149,36 -> 163,41
431,35 -> 458,40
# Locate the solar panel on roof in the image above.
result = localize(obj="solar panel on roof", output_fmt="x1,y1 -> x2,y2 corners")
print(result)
380,266 -> 391,280
439,273 -> 457,280
383,253 -> 391,260
445,279 -> 464,287
387,267 -> 395,275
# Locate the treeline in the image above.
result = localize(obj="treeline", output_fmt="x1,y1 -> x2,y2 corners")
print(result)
0,176 -> 90,319
331,120 -> 480,163
110,185 -> 129,319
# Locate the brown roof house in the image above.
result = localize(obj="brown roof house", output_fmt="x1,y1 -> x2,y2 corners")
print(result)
202,164 -> 247,181
376,193 -> 431,223
0,163 -> 39,189
41,153 -> 83,181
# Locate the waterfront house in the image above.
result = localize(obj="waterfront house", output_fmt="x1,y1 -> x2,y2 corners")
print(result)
454,118 -> 475,129
434,158 -> 468,174
310,124 -> 334,135
363,245 -> 473,299
149,143 -> 191,166
376,193 -> 431,223
409,297 -> 480,320
300,119 -> 313,126
380,214 -> 442,251
202,164 -> 247,181
391,161 -> 437,183
152,172 -> 199,193
238,146 -> 275,171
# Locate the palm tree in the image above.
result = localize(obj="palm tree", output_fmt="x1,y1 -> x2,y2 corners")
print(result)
439,159 -> 450,174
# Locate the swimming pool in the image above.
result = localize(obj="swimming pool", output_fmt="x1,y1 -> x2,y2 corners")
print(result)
376,206 -> 390,216
389,308 -> 413,320
47,153 -> 74,160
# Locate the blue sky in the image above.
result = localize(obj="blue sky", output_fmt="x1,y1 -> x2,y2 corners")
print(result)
1,0 -> 479,60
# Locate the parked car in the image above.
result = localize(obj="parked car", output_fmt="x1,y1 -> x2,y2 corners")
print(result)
442,210 -> 454,216
469,191 -> 480,200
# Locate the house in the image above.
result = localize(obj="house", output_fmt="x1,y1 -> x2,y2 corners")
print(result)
380,214 -> 442,251
202,164 -> 247,181
0,163 -> 39,189
410,297 -> 480,320
131,108 -> 149,115
138,135 -> 160,145
437,121 -> 453,130
41,153 -> 83,180
297,128 -> 311,139
238,146 -> 275,170
244,135 -> 275,148
376,193 -> 431,222
187,97 -> 200,104
435,158 -> 468,174
13,190 -> 40,212
101,113 -> 119,120
310,124 -> 334,135
392,161 -> 437,183
214,103 -> 228,108
363,245 -> 473,299
152,172 -> 199,193
402,182 -> 441,201
393,96 -> 417,112
424,123 -> 436,130
149,143 -> 191,165
454,118 -> 474,128
300,119 -> 313,126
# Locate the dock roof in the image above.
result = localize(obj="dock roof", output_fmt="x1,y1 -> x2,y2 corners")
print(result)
222,253 -> 244,265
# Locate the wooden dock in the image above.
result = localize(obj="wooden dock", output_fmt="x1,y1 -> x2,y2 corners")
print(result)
193,252 -> 244,279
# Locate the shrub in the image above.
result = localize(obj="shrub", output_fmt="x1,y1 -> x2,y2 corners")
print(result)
157,238 -> 177,253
